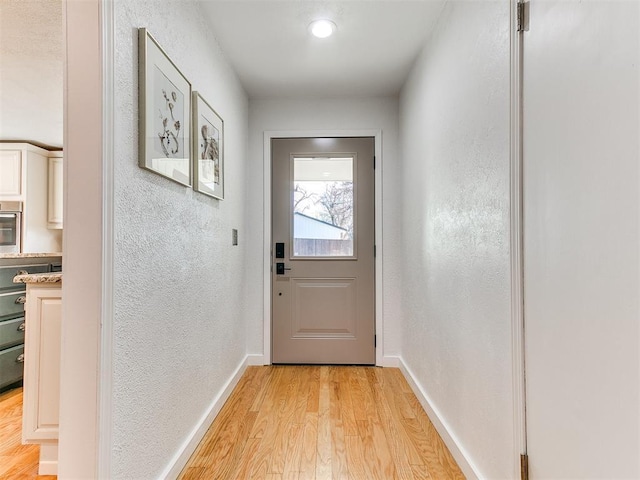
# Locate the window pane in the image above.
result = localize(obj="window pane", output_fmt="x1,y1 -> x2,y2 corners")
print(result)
293,157 -> 354,257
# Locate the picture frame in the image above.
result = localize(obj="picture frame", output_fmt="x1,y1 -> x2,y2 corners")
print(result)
192,91 -> 224,199
138,28 -> 192,186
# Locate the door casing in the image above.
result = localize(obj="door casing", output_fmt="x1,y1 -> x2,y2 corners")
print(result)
262,130 -> 384,366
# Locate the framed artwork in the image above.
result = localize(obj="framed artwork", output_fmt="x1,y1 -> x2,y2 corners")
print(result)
192,91 -> 224,199
138,28 -> 191,186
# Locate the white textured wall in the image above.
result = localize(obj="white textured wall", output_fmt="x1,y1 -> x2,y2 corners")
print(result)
523,1 -> 640,478
247,97 -> 402,359
112,1 -> 249,478
0,0 -> 63,148
398,2 -> 514,478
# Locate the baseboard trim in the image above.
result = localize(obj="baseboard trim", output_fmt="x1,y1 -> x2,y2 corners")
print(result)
38,442 -> 58,475
38,461 -> 58,476
380,355 -> 401,367
246,354 -> 266,366
397,357 -> 483,480
160,355 -> 252,479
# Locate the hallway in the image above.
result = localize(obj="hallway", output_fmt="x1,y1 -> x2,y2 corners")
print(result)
50,0 -> 640,477
179,366 -> 464,480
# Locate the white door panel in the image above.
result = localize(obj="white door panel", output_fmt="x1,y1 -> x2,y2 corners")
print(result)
523,1 -> 640,478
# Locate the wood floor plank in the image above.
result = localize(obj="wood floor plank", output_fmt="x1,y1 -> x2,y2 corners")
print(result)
227,436 -> 262,480
357,369 -> 397,479
178,466 -> 207,480
250,366 -> 277,413
178,366 -> 465,480
188,368 -> 261,470
0,386 -> 55,479
411,463 -> 433,480
380,367 -> 417,420
267,367 -> 291,474
305,366 -> 320,413
293,366 -> 310,424
298,412 -> 318,480
282,422 -> 303,477
344,434 -> 368,480
336,368 -> 358,436
249,367 -> 284,439
404,391 -> 466,480
347,369 -> 368,422
371,375 -> 419,478
376,370 -> 430,467
356,419 -> 394,480
315,367 -> 332,479
329,368 -> 349,479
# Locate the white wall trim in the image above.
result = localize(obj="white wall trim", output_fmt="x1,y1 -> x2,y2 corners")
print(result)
59,1 -> 104,476
97,0 -> 115,477
398,357 -> 482,480
160,354 -> 253,479
380,355 -> 401,368
510,1 -> 528,477
262,129 -> 384,366
246,354 -> 266,366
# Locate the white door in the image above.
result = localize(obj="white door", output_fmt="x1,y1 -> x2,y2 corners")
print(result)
271,137 -> 375,364
523,1 -> 639,477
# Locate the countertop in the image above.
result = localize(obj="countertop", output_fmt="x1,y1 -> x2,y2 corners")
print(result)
0,253 -> 62,259
13,272 -> 62,284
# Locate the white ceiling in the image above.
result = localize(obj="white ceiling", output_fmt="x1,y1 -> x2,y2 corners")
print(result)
0,0 -> 63,148
200,0 -> 445,98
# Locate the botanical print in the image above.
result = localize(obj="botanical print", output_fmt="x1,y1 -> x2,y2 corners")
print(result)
191,91 -> 223,198
199,116 -> 220,185
154,66 -> 184,158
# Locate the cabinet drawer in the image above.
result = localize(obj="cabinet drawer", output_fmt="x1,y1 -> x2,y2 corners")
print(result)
0,344 -> 24,390
0,291 -> 26,321
0,316 -> 25,350
0,264 -> 49,292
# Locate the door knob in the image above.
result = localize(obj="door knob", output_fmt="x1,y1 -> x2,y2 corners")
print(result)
276,263 -> 292,275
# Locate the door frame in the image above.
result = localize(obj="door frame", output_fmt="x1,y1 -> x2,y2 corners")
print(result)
510,0 -> 527,477
263,130 -> 383,366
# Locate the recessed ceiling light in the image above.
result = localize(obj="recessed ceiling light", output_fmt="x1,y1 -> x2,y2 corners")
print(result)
309,19 -> 336,39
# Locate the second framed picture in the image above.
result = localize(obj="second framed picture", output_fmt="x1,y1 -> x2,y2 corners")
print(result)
192,92 -> 224,199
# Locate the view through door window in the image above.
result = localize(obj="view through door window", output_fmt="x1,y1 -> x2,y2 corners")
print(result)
292,156 -> 354,257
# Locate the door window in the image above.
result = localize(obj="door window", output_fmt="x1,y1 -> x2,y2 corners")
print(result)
292,156 -> 355,257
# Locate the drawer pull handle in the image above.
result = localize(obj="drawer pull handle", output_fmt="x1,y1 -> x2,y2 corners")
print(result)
17,323 -> 25,332
16,270 -> 28,276
15,296 -> 26,305
16,354 -> 24,364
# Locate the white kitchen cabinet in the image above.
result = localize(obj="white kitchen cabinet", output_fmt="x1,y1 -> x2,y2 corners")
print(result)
0,150 -> 23,198
0,143 -> 62,253
47,153 -> 63,229
22,282 -> 62,475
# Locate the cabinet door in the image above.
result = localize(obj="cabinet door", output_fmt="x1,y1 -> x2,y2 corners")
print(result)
0,150 -> 23,198
47,156 -> 63,229
22,286 -> 62,442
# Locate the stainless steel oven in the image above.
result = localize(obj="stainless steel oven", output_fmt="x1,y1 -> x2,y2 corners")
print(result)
0,202 -> 22,254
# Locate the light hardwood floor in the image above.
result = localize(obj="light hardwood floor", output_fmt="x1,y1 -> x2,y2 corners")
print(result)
0,386 -> 56,479
179,366 -> 465,480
